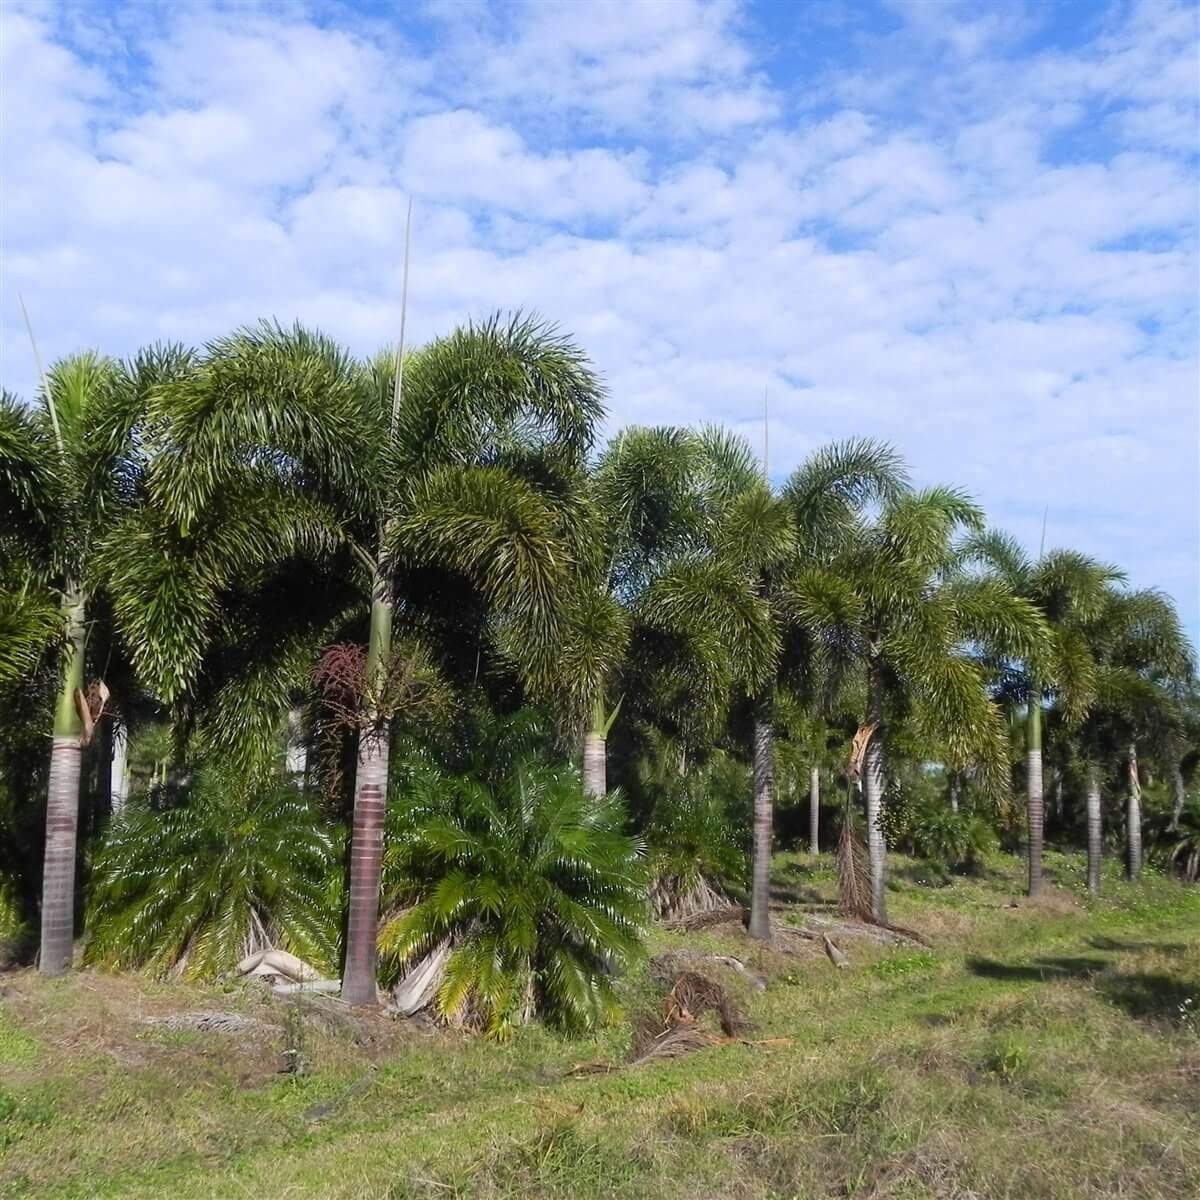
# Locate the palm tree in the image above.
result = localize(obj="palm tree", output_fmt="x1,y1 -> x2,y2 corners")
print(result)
2,348 -> 198,975
791,488 -> 1050,922
959,534 -> 1121,896
379,756 -> 646,1038
548,427 -> 703,798
719,440 -> 907,940
85,764 -> 340,978
114,316 -> 603,1005
1077,587 -> 1194,884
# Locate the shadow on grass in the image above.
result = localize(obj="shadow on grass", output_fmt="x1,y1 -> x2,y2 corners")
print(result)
966,955 -> 1198,1022
1088,935 -> 1190,955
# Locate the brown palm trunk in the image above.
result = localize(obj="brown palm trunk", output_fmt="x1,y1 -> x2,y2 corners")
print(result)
40,592 -> 86,976
1126,743 -> 1142,881
864,667 -> 888,924
747,693 -> 774,941
1086,765 -> 1102,896
809,766 -> 820,854
341,586 -> 393,1007
342,728 -> 390,1005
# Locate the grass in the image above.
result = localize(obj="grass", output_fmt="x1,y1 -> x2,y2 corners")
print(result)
1,850 -> 1197,1199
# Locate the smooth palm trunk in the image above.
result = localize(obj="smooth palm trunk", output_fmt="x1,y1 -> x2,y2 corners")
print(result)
40,592 -> 86,976
864,671 -> 888,924
949,776 -> 959,814
110,724 -> 130,814
342,730 -> 390,1006
748,695 -> 774,942
1126,742 -> 1142,881
809,766 -> 820,855
582,730 -> 606,799
1026,693 -> 1044,898
1169,764 -> 1186,832
285,707 -> 308,781
1086,766 -> 1102,896
341,590 -> 393,1007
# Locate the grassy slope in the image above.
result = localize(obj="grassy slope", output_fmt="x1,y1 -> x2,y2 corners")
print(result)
1,851 -> 1197,1200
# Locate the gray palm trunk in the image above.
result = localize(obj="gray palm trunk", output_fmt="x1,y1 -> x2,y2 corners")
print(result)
1126,742 -> 1142,881
1086,765 -> 1103,896
1169,763 -> 1186,832
747,694 -> 774,941
809,765 -> 820,854
864,669 -> 888,924
40,591 -> 86,976
949,775 -> 959,814
285,707 -> 308,781
583,731 -> 606,799
1026,693 -> 1044,898
110,723 -> 130,814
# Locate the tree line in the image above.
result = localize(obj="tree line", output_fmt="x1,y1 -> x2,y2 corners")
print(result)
1,314 -> 1196,1031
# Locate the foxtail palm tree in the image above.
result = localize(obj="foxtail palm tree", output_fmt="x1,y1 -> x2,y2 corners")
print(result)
1076,587 -> 1194,885
791,489 -> 1050,922
959,533 -> 1121,896
731,440 -> 908,938
116,316 -> 603,1005
2,348 -> 196,974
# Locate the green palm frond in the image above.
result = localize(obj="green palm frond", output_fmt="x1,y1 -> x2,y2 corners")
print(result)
395,312 -> 604,473
148,321 -> 373,531
392,464 -> 570,648
955,528 -> 1032,588
0,389 -> 66,574
0,581 -> 63,688
784,437 -> 908,555
380,759 -> 646,1038
86,766 -> 341,979
882,486 -> 984,568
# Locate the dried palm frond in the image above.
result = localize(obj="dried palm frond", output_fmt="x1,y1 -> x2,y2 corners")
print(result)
631,1024 -> 721,1066
847,722 -> 878,780
837,807 -> 872,921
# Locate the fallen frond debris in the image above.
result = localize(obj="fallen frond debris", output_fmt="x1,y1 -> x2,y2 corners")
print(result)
144,1010 -> 280,1035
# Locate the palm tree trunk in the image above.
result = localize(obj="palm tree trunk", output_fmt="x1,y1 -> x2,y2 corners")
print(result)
1026,691 -> 1044,898
864,668 -> 888,924
949,774 -> 959,813
1126,742 -> 1142,881
1169,764 -> 1186,832
285,707 -> 307,781
40,591 -> 86,977
111,723 -> 130,814
341,587 -> 392,1007
583,696 -> 608,799
809,766 -> 820,854
1086,764 -> 1102,896
747,692 -> 774,942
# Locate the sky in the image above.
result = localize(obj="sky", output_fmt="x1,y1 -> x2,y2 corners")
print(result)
2,0 -> 1198,639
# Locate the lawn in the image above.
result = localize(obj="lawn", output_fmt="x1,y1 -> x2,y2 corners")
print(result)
2,852 -> 1197,1200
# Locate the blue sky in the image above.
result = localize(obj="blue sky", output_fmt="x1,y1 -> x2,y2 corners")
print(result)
2,0 -> 1197,639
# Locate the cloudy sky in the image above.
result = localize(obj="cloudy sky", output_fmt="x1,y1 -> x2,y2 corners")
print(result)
2,0 -> 1198,636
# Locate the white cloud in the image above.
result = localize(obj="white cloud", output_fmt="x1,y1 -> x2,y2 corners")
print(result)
0,0 -> 1196,636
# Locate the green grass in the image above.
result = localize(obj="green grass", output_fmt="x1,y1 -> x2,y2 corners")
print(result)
1,851 -> 1197,1199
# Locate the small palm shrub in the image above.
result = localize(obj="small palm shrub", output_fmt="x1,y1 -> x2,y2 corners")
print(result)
645,774 -> 746,919
86,766 -> 340,978
379,761 -> 648,1039
903,796 -> 996,874
1164,802 -> 1200,883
